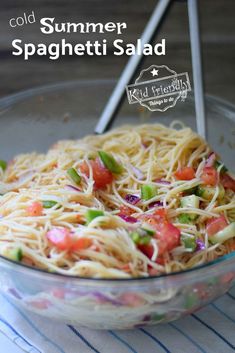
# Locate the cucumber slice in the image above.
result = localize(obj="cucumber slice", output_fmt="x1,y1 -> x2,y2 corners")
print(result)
196,185 -> 225,201
180,195 -> 199,220
4,248 -> 23,261
181,195 -> 200,208
210,222 -> 235,244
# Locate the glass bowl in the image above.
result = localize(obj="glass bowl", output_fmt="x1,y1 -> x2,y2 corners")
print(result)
0,80 -> 234,329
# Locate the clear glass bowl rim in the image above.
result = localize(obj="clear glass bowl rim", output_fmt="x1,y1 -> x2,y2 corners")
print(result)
0,78 -> 234,284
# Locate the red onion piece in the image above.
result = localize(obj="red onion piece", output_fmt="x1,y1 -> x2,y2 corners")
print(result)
196,239 -> 206,251
149,201 -> 164,209
65,184 -> 81,192
46,227 -> 71,246
205,152 -> 216,167
125,194 -> 140,205
129,165 -> 144,180
119,214 -> 138,223
154,179 -> 171,185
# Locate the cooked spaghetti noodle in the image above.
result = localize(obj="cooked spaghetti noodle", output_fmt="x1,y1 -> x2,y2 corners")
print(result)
0,124 -> 234,278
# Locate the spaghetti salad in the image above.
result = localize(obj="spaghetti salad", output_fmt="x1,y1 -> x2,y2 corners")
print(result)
0,124 -> 234,278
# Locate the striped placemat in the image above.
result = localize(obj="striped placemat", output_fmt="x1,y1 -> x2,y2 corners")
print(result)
0,287 -> 235,353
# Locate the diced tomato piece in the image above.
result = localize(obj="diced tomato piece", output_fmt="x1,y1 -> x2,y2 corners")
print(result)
201,167 -> 218,186
46,227 -> 91,252
157,223 -> 181,256
153,208 -> 168,221
139,215 -> 161,231
26,202 -> 43,216
80,158 -> 113,189
70,238 -> 92,251
220,174 -> 235,192
138,243 -> 154,259
119,205 -> 134,216
206,216 -> 228,236
140,208 -> 167,234
148,267 -> 159,276
138,208 -> 180,258
148,257 -> 166,275
155,256 -> 166,265
139,222 -> 180,258
175,167 -> 195,180
119,263 -> 131,272
139,208 -> 167,230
